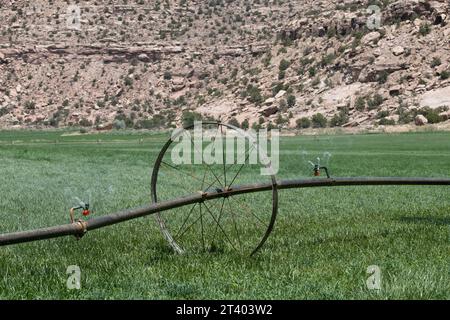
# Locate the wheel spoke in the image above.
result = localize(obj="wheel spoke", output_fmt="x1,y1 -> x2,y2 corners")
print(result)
200,204 -> 205,251
175,210 -> 203,242
161,161 -> 205,186
202,142 -> 256,193
203,201 -> 237,251
227,144 -> 256,188
210,198 -> 226,247
221,125 -> 227,187
200,168 -> 208,190
227,197 -> 242,251
174,203 -> 198,239
189,131 -> 224,189
229,195 -> 268,229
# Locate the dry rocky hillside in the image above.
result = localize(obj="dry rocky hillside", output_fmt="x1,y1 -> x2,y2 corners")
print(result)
0,0 -> 449,130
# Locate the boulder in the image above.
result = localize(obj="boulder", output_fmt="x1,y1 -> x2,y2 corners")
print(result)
171,77 -> 185,91
389,85 -> 403,96
361,32 -> 381,45
275,90 -> 286,99
264,97 -> 275,105
415,114 -> 428,126
392,46 -> 405,56
137,53 -> 150,62
261,106 -> 279,117
439,111 -> 450,120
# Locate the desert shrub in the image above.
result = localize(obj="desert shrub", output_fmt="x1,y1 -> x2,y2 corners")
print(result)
440,70 -> 450,80
279,59 -> 291,72
245,84 -> 263,105
241,119 -> 249,129
79,118 -> 92,127
296,117 -> 311,129
377,70 -> 389,84
24,101 -> 36,110
311,113 -> 327,128
124,77 -> 133,86
376,110 -> 390,119
355,96 -> 366,111
134,115 -> 166,129
49,116 -> 60,127
275,114 -> 288,126
378,118 -> 395,125
271,82 -> 287,96
330,108 -> 349,127
367,93 -> 384,110
114,113 -> 134,128
419,23 -> 431,36
181,111 -> 202,128
397,105 -> 413,124
0,107 -> 8,117
416,106 -> 446,124
320,54 -> 335,67
163,71 -> 172,80
228,117 -> 240,127
266,122 -> 275,131
286,95 -> 296,107
113,119 -> 126,130
430,57 -> 441,67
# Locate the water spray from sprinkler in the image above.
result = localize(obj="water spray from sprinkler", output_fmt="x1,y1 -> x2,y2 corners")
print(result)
308,157 -> 331,178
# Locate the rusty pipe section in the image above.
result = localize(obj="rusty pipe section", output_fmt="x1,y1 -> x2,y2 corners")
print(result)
1,177 -> 449,247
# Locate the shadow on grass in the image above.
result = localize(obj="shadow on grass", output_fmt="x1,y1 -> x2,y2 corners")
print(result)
398,216 -> 450,226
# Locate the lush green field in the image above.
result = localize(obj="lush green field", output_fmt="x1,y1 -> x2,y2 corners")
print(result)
0,129 -> 449,299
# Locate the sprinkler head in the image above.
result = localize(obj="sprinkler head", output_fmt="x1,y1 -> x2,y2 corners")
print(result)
82,203 -> 90,216
313,164 -> 321,176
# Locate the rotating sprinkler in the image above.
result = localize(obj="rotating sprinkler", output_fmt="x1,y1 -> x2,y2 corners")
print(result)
308,157 -> 331,179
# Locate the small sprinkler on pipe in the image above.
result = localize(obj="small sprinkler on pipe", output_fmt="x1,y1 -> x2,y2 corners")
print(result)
69,197 -> 91,224
308,157 -> 331,178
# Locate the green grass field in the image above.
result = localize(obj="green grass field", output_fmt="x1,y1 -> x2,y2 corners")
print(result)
0,129 -> 449,299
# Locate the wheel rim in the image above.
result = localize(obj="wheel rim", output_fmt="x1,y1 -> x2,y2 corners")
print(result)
151,121 -> 278,255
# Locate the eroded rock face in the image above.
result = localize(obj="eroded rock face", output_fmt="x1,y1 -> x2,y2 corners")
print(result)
0,44 -> 184,63
358,56 -> 409,83
385,0 -> 433,22
385,0 -> 449,25
420,86 -> 450,108
279,0 -> 449,43
279,11 -> 367,41
1,0 -> 450,129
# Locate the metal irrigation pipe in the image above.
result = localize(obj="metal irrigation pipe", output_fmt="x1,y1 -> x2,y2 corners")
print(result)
1,177 -> 449,247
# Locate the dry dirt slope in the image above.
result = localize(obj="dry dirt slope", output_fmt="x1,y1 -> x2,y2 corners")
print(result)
0,0 -> 449,130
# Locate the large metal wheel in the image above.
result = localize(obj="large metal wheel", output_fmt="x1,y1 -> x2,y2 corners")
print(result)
151,121 -> 278,255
